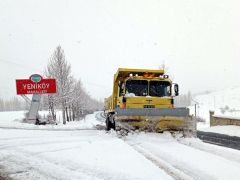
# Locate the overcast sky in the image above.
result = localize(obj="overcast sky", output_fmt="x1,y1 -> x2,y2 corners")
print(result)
0,0 -> 239,100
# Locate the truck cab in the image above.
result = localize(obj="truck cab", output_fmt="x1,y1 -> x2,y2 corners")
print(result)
104,68 -> 192,133
117,75 -> 178,110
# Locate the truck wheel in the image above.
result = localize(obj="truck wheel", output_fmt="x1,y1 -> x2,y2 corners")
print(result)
106,116 -> 111,131
109,114 -> 116,130
111,120 -> 116,130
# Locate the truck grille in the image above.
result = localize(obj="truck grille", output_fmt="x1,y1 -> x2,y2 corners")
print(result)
144,105 -> 155,108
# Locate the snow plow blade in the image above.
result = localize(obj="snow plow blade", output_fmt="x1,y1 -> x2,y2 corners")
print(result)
115,108 -> 196,135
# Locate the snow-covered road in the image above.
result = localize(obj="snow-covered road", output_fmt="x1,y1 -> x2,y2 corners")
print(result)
1,111 -> 240,180
0,129 -> 172,180
0,112 -> 172,180
126,133 -> 240,180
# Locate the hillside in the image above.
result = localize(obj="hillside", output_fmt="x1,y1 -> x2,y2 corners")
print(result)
189,86 -> 240,123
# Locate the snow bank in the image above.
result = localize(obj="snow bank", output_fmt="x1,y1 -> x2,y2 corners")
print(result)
0,111 -> 104,130
199,125 -> 240,137
179,137 -> 240,163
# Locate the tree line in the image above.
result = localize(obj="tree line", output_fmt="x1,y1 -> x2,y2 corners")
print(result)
0,97 -> 28,112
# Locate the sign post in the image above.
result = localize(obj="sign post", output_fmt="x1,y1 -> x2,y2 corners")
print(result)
16,74 -> 57,123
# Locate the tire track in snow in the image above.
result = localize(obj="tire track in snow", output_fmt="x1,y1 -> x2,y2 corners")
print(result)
177,137 -> 240,164
0,146 -> 134,180
95,111 -> 106,121
0,138 -> 90,150
0,150 -> 98,180
0,126 -> 97,131
127,143 -> 193,180
124,134 -> 225,180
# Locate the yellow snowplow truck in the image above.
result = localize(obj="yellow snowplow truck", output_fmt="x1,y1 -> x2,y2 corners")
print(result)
104,68 -> 196,134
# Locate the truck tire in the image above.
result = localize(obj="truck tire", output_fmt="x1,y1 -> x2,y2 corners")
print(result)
106,116 -> 111,131
106,113 -> 116,131
111,120 -> 116,130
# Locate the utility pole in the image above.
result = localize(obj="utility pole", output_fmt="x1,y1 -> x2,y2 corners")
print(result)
192,98 -> 199,117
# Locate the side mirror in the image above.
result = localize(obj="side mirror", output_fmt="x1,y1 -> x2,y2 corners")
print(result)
118,81 -> 122,87
174,84 -> 179,96
118,81 -> 125,97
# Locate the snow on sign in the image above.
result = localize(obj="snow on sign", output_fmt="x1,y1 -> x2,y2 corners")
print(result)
16,74 -> 56,94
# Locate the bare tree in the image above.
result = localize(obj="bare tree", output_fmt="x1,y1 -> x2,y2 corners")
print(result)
0,98 -> 4,111
44,46 -> 104,124
69,79 -> 104,120
45,46 -> 73,124
71,79 -> 88,119
48,94 -> 56,120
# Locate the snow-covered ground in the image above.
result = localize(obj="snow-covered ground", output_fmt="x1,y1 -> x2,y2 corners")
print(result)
0,111 -> 104,130
1,111 -> 240,180
0,129 -> 172,180
189,87 -> 240,136
199,125 -> 240,137
0,111 -> 172,180
126,132 -> 240,180
191,86 -> 240,122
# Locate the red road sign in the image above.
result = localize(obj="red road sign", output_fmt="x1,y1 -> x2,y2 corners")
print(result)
16,74 -> 57,95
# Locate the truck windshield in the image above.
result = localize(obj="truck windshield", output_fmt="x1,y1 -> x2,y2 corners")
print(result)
126,80 -> 148,96
149,81 -> 171,97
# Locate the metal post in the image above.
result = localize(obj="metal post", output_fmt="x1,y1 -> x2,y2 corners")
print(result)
28,94 -> 41,123
195,104 -> 197,117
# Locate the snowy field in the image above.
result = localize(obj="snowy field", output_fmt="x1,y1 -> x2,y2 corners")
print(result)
192,87 -> 240,122
1,111 -> 240,179
189,87 -> 240,136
